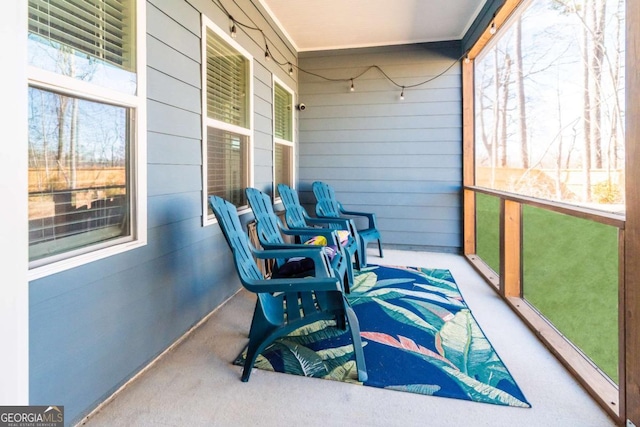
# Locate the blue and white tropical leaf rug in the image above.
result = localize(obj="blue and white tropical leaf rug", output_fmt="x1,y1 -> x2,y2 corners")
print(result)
235,264 -> 531,408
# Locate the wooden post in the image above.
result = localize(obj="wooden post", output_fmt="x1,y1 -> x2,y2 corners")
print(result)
462,59 -> 476,255
623,0 -> 640,423
500,199 -> 521,298
618,229 -> 626,423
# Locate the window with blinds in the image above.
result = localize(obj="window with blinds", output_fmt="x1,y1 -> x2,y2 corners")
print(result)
28,0 -> 136,94
26,0 -> 143,271
274,83 -> 293,142
202,19 -> 252,213
273,81 -> 294,198
206,28 -> 249,129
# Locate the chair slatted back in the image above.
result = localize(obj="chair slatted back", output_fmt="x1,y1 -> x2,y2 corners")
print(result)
313,181 -> 343,219
245,188 -> 286,245
208,195 -> 263,282
277,184 -> 311,229
311,181 -> 383,265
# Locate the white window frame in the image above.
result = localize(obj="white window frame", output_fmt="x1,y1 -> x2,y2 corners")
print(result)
272,76 -> 295,200
27,0 -> 147,280
201,16 -> 254,225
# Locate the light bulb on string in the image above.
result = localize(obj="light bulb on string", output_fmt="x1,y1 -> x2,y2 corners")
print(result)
229,15 -> 237,38
265,49 -> 271,61
489,12 -> 497,35
350,79 -> 355,92
288,63 -> 294,76
464,54 -> 470,64
400,87 -> 405,101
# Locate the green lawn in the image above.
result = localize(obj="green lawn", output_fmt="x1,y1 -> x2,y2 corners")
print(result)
475,193 -> 619,382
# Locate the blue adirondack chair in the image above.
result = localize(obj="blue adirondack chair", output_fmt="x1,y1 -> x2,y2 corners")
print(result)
245,187 -> 353,292
209,195 -> 368,382
277,183 -> 362,271
312,181 -> 383,266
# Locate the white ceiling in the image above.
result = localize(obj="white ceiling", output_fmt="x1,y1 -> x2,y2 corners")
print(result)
259,0 -> 487,52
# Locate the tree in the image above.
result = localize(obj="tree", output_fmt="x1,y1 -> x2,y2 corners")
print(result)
589,0 -> 607,169
581,0 -> 593,201
514,19 -> 530,169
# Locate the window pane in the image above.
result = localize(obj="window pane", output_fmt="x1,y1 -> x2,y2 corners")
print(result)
274,83 -> 292,141
28,0 -> 137,94
207,127 -> 249,208
28,87 -> 131,262
206,29 -> 249,128
474,0 -> 625,214
522,205 -> 618,383
274,143 -> 292,198
475,192 -> 500,274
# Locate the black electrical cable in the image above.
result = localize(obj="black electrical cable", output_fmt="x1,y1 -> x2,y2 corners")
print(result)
214,0 -> 467,91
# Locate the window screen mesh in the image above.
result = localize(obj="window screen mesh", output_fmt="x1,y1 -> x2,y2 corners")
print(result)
274,143 -> 292,198
207,127 -> 249,207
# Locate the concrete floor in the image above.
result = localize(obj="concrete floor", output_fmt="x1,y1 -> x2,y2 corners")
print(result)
80,250 -> 615,427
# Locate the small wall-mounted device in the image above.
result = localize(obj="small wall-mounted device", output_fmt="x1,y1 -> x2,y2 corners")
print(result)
297,103 -> 306,111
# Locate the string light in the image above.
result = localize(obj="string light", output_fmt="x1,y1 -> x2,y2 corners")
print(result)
228,15 -> 237,38
489,13 -> 497,35
214,0 -> 465,101
465,53 -> 470,64
228,15 -> 238,38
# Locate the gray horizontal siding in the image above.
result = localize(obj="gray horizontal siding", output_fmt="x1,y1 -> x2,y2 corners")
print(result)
300,88 -> 461,106
303,141 -> 461,156
301,115 -> 461,130
147,3 -> 200,61
301,128 -> 461,143
303,154 -> 461,169
147,164 -> 202,196
301,74 -> 461,92
151,0 -> 201,33
148,100 -> 201,139
254,94 -> 273,122
300,166 -> 462,182
299,42 -> 462,69
304,101 -> 462,118
148,68 -> 201,114
386,231 -> 460,248
147,133 -> 201,165
147,35 -> 201,87
254,114 -> 273,139
298,41 -> 463,251
147,192 -> 203,228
